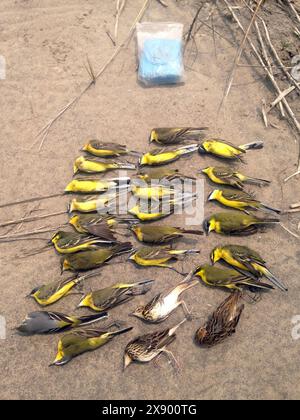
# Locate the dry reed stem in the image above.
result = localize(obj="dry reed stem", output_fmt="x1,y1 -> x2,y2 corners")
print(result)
218,0 -> 265,113
34,0 -> 152,151
0,210 -> 67,228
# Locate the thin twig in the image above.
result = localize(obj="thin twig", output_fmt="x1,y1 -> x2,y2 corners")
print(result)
0,210 -> 67,228
261,20 -> 300,95
223,0 -> 300,134
115,0 -> 127,44
219,0 -> 265,112
284,169 -> 300,182
268,86 -> 295,112
185,2 -> 205,45
0,193 -> 63,209
0,226 -> 57,240
280,222 -> 299,239
33,0 -> 151,151
255,21 -> 285,117
291,201 -> 300,209
285,0 -> 300,24
282,209 -> 300,214
156,0 -> 168,7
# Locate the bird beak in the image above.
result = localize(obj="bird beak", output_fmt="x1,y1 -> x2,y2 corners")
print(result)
198,145 -> 206,154
207,191 -> 215,201
124,354 -> 132,370
203,219 -> 210,236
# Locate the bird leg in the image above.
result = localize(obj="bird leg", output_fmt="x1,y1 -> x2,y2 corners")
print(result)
241,290 -> 262,304
179,300 -> 195,321
162,349 -> 181,374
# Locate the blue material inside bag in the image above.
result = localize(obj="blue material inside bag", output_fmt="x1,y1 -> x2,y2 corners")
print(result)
139,38 -> 183,85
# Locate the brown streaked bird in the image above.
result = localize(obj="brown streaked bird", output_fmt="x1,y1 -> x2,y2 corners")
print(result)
50,322 -> 133,366
82,140 -> 140,158
130,224 -> 203,244
61,242 -> 133,272
124,319 -> 186,370
195,292 -> 244,347
149,127 -> 208,145
132,278 -> 198,323
77,280 -> 154,312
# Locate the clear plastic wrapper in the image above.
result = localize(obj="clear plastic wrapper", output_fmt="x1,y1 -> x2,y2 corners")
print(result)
136,22 -> 185,86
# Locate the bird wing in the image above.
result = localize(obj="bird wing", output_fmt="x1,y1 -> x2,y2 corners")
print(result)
148,147 -> 172,156
221,189 -> 256,203
37,277 -> 76,299
133,329 -> 173,351
89,141 -> 127,151
216,139 -> 245,153
137,247 -> 172,260
229,247 -> 266,272
214,167 -> 237,179
57,233 -> 93,248
85,223 -> 117,242
143,293 -> 163,314
47,311 -> 73,324
92,287 -> 129,309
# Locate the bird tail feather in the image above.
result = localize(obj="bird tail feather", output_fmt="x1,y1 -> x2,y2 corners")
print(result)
77,312 -> 108,326
246,176 -> 271,186
260,203 -> 281,214
261,267 -> 288,292
181,229 -> 204,236
108,326 -> 133,337
169,319 -> 187,336
240,140 -> 264,151
241,279 -> 274,290
178,144 -> 199,156
130,280 -> 155,296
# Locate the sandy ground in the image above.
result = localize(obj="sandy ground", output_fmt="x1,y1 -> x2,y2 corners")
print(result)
0,0 -> 300,400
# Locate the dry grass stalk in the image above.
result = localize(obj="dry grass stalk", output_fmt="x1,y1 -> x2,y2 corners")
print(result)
255,21 -> 285,117
33,0 -> 151,151
261,20 -> 300,95
223,0 -> 300,134
115,0 -> 127,44
280,222 -> 299,239
284,169 -> 300,182
285,0 -> 300,24
290,202 -> 300,209
0,226 -> 58,242
218,0 -> 265,112
0,193 -> 64,209
156,0 -> 168,7
268,86 -> 295,112
0,210 -> 67,229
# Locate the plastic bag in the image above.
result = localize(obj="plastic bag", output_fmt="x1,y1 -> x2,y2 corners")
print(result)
136,22 -> 185,86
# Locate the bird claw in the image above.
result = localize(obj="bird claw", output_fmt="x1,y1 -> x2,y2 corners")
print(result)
186,312 -> 200,321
